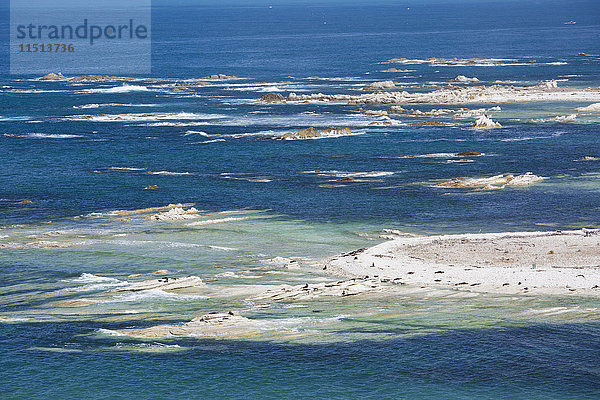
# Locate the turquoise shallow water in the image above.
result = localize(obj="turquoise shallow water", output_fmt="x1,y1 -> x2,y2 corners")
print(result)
1,0 -> 600,398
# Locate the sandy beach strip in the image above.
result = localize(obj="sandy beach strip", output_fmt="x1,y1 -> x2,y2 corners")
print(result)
325,229 -> 600,296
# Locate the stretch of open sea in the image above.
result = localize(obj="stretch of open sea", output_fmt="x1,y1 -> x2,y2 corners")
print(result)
1,1 -> 599,398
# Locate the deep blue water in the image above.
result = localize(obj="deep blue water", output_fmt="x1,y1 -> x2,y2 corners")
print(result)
1,1 -> 600,398
1,322 -> 599,399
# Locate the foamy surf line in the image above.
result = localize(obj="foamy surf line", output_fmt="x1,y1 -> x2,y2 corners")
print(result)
80,84 -> 151,94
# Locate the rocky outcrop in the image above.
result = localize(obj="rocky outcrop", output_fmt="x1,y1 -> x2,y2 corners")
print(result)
380,68 -> 411,72
260,93 -> 285,103
201,74 -> 237,80
68,75 -> 134,82
409,121 -> 450,126
537,80 -> 558,90
363,80 -> 396,91
114,310 -> 344,339
116,312 -> 271,339
39,73 -> 65,80
279,127 -> 351,140
472,115 -> 501,129
173,81 -> 213,91
576,103 -> 600,112
554,114 -> 576,122
447,75 -> 480,83
434,172 -> 544,190
148,207 -> 200,221
456,150 -> 482,157
248,278 -> 385,302
111,276 -> 204,292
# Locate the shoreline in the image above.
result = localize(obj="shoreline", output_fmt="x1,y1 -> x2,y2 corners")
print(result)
325,229 -> 600,297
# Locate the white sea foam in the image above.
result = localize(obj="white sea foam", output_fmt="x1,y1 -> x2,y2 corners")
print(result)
186,217 -> 252,226
65,273 -> 121,284
111,289 -> 209,302
303,170 -> 394,178
23,133 -> 84,139
58,273 -> 127,293
0,116 -> 31,121
0,317 -> 30,323
188,139 -> 226,144
97,328 -> 128,336
109,166 -> 146,171
73,103 -> 157,109
398,152 -> 459,159
215,271 -> 240,278
147,171 -> 192,176
254,315 -> 347,332
82,84 -> 150,94
113,342 -> 183,351
69,112 -> 225,123
146,122 -> 212,127
184,130 -> 212,137
209,245 -> 238,251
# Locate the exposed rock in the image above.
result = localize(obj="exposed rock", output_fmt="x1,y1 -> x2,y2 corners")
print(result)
456,151 -> 482,157
409,120 -> 449,126
202,74 -> 237,80
363,80 -> 396,91
249,278 -> 385,302
279,127 -> 351,140
68,75 -> 134,82
537,80 -> 558,90
116,312 -> 308,339
39,73 -> 65,80
384,58 -> 411,63
434,172 -> 544,189
554,114 -> 576,122
576,103 -> 600,112
260,93 -> 285,103
336,177 -> 356,182
152,270 -> 169,275
447,75 -> 480,83
472,115 -> 501,129
111,276 -> 204,292
380,68 -> 411,73
148,207 -> 200,221
173,81 -> 213,91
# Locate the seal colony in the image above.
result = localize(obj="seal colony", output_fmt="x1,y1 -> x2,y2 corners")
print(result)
113,229 -> 600,341
325,229 -> 600,296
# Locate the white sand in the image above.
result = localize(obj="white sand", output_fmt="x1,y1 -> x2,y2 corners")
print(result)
325,230 -> 600,296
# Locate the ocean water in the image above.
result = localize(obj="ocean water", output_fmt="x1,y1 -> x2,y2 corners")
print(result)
1,0 -> 600,398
